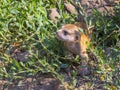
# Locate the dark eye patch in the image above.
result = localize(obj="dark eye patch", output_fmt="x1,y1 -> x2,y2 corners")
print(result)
63,30 -> 68,35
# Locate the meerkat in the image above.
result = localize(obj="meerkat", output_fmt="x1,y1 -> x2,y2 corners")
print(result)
56,24 -> 91,75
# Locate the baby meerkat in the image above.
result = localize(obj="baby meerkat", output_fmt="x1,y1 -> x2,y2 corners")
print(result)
56,24 -> 90,75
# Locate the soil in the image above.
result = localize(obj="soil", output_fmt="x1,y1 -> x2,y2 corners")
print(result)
80,0 -> 120,16
0,74 -> 62,90
0,0 -> 119,90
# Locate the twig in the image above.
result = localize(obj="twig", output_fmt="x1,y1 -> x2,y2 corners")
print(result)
97,30 -> 119,46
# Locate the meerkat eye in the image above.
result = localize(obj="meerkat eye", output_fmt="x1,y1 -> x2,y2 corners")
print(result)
63,30 -> 68,35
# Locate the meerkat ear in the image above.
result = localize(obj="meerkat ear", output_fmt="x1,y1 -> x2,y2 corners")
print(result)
74,31 -> 80,41
75,35 -> 79,40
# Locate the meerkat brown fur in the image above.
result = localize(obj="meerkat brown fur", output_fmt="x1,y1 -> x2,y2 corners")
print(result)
56,24 -> 90,75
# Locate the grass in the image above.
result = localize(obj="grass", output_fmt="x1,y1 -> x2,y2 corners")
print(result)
0,0 -> 120,89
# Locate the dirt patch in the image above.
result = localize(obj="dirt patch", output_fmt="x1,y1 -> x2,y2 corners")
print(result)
0,74 -> 62,90
0,0 -> 119,90
80,0 -> 120,16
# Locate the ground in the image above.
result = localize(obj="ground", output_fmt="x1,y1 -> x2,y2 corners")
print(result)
0,0 -> 119,90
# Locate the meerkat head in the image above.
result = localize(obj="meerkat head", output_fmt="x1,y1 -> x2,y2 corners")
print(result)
56,24 -> 80,42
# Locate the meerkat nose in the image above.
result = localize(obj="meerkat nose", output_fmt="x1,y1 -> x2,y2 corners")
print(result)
56,30 -> 59,33
56,29 -> 61,34
56,30 -> 59,35
56,30 -> 60,37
